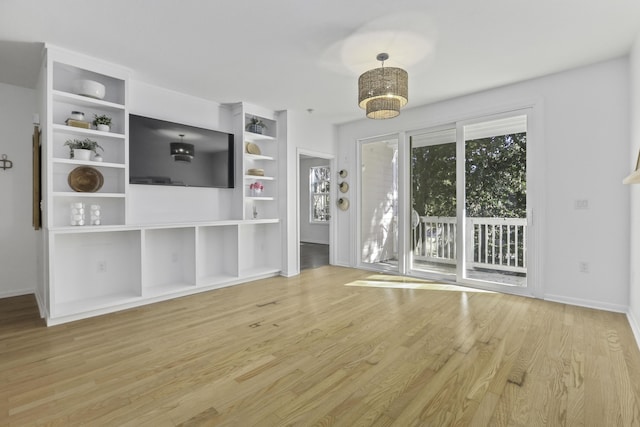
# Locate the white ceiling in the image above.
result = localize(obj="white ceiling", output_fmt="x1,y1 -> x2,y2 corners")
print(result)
1,0 -> 640,124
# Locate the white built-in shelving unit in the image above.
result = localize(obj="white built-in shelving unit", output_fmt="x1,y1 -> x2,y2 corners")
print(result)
233,104 -> 280,220
38,48 -> 283,326
46,53 -> 129,228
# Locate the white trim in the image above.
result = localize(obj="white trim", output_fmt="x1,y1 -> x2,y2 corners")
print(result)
627,310 -> 640,351
332,261 -> 351,268
279,270 -> 299,278
34,290 -> 47,319
544,293 -> 628,313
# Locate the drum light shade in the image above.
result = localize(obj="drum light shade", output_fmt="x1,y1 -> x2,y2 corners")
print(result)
170,134 -> 194,162
358,53 -> 408,119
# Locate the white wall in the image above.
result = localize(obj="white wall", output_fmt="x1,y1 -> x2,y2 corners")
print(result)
337,57 -> 630,311
0,82 -> 39,297
299,157 -> 330,244
629,35 -> 640,341
127,80 -> 236,223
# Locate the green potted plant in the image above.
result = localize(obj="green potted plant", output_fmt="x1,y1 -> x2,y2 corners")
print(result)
64,138 -> 104,161
93,114 -> 112,132
246,116 -> 267,135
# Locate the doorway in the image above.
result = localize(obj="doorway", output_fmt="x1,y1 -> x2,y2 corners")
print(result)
297,150 -> 335,271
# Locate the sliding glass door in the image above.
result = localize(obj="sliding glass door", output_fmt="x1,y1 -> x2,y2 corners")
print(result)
406,110 -> 531,291
410,127 -> 457,279
460,114 -> 528,287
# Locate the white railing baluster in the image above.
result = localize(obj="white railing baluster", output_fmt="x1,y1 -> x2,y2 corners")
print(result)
412,216 -> 526,273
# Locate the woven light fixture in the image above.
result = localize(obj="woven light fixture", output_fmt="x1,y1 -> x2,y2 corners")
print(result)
170,134 -> 194,163
358,53 -> 408,119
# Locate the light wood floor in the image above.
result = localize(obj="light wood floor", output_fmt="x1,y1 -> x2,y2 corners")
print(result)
2,266 -> 640,426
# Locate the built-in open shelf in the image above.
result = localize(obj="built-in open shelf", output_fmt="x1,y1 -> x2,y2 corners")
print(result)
52,89 -> 125,111
244,132 -> 276,142
245,153 -> 274,161
244,175 -> 275,180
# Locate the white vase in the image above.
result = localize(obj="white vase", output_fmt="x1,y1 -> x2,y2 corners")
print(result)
96,124 -> 110,132
73,148 -> 92,161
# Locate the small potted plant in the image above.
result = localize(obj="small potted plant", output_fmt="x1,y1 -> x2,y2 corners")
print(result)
93,114 -> 112,132
246,116 -> 267,135
64,138 -> 104,161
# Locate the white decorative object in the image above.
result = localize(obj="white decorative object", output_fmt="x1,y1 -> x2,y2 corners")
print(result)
90,204 -> 101,225
70,202 -> 85,226
96,124 -> 110,132
93,153 -> 103,162
249,181 -> 264,197
73,148 -> 92,161
73,79 -> 106,100
70,111 -> 84,120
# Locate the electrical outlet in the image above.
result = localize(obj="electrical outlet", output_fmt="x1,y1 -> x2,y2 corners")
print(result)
579,261 -> 589,273
97,261 -> 107,273
575,199 -> 589,210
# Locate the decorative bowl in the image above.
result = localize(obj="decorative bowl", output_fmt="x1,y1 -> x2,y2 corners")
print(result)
73,79 -> 106,100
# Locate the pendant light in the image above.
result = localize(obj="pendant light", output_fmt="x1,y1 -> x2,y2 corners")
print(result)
170,134 -> 194,162
358,53 -> 408,119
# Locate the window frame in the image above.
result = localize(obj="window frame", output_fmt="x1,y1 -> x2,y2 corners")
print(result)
309,165 -> 330,224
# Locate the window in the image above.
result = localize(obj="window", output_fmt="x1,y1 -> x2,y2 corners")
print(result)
309,166 -> 330,223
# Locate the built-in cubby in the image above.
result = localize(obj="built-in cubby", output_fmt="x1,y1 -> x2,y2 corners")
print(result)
52,62 -> 126,106
197,225 -> 239,285
50,195 -> 126,228
51,230 -> 141,317
142,227 -> 196,297
238,222 -> 281,276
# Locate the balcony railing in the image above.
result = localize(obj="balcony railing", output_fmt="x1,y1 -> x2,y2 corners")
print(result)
413,216 -> 527,273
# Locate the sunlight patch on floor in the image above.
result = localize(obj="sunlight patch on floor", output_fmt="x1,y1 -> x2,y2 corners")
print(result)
345,274 -> 494,293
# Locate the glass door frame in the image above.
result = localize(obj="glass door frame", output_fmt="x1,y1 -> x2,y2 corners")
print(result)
455,108 -> 540,297
356,133 -> 406,274
406,123 -> 459,282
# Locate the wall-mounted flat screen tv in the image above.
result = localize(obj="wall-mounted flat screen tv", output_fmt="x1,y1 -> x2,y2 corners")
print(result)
129,114 -> 235,188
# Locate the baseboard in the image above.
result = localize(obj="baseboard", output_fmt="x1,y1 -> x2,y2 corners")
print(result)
280,270 -> 300,278
331,261 -> 351,268
34,291 -> 47,319
0,288 -> 34,299
544,293 -> 627,313
627,310 -> 640,352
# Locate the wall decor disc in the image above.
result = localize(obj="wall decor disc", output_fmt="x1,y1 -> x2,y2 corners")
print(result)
68,166 -> 104,192
339,182 -> 349,193
337,197 -> 350,211
339,169 -> 348,178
